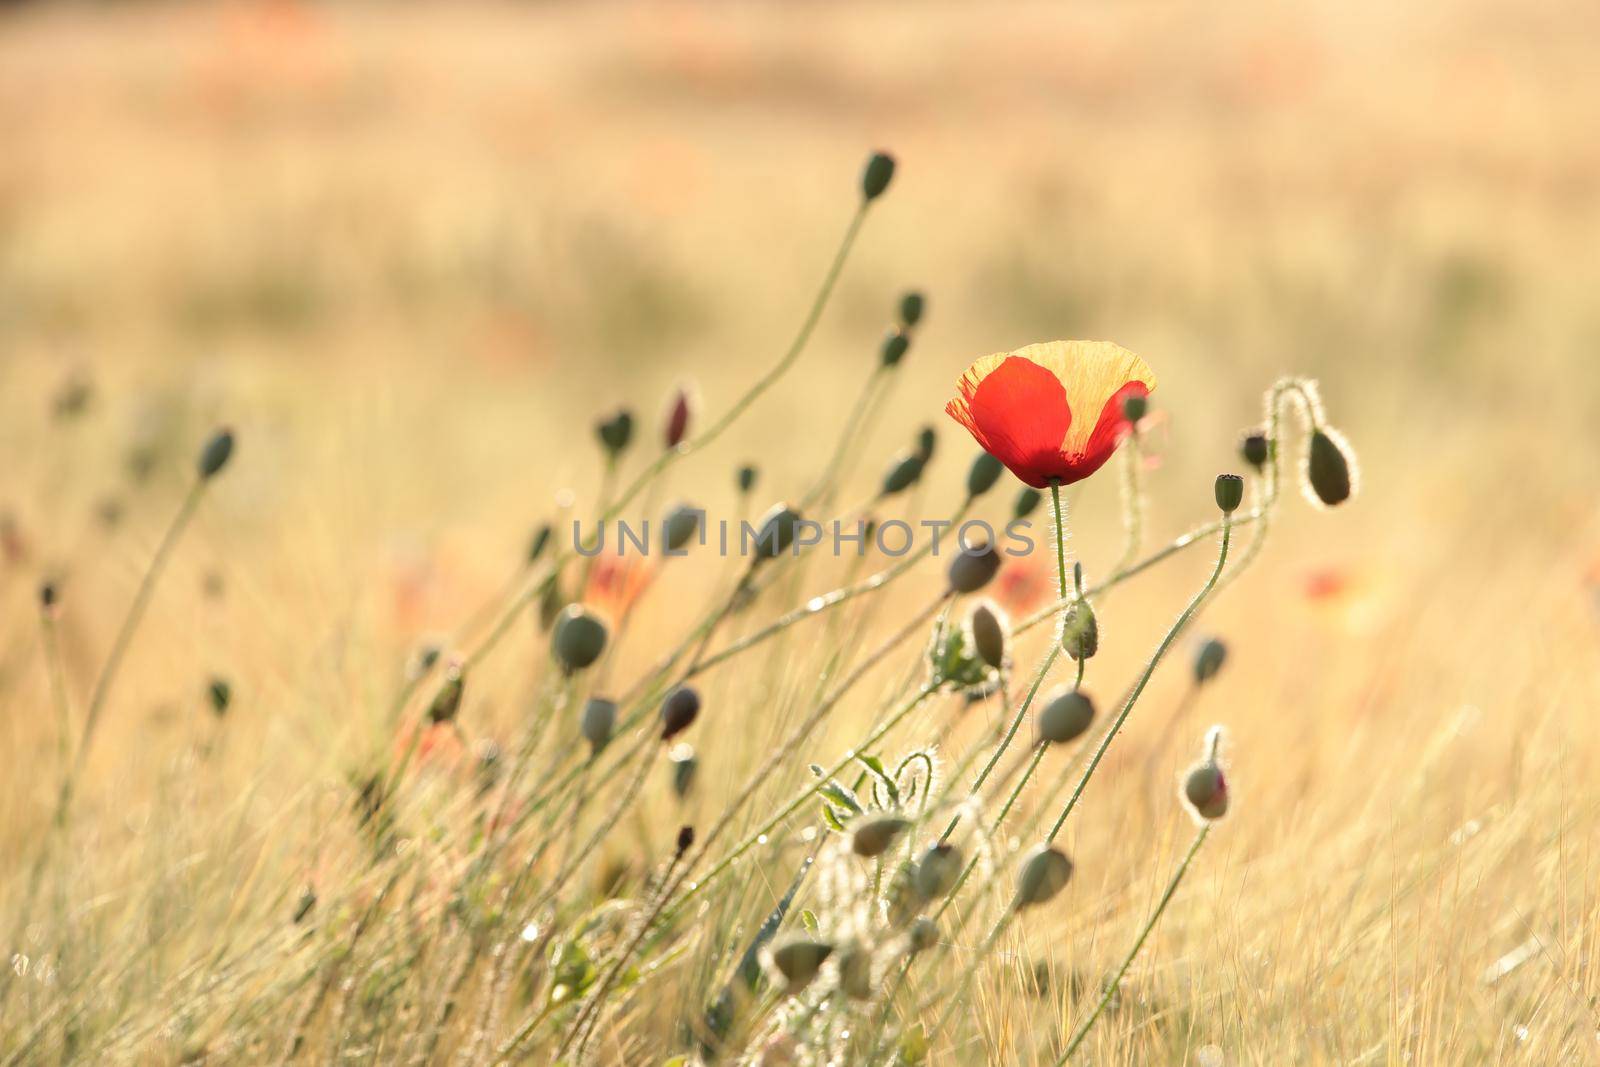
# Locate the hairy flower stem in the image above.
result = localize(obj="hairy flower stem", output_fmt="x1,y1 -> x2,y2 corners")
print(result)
1055,826 -> 1211,1063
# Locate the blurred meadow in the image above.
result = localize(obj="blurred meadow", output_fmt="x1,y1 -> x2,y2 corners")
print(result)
3,1 -> 1600,1063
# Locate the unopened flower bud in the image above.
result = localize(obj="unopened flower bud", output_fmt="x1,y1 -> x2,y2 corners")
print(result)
1013,845 -> 1073,909
880,327 -> 910,368
948,542 -> 1001,594
39,581 -> 57,612
1239,431 -> 1270,472
676,824 -> 695,853
966,453 -> 1004,498
1214,473 -> 1244,514
1013,488 -> 1042,520
1182,760 -> 1229,821
663,504 -> 702,552
852,815 -> 910,858
670,743 -> 698,797
426,666 -> 464,725
861,151 -> 896,201
839,945 -> 873,1000
899,291 -> 926,328
197,427 -> 235,480
526,523 -> 553,564
1305,428 -> 1355,507
1038,687 -> 1094,744
753,504 -> 801,560
1060,598 -> 1098,661
880,451 -> 925,497
968,602 -> 1007,669
580,697 -> 617,755
1121,394 -> 1148,424
737,464 -> 759,495
207,676 -> 232,717
1192,637 -> 1227,685
663,387 -> 692,450
913,843 -> 963,900
914,426 -> 937,464
908,916 -> 939,953
552,606 -> 608,672
769,937 -> 834,992
595,409 -> 634,457
292,886 -> 317,924
659,685 -> 701,740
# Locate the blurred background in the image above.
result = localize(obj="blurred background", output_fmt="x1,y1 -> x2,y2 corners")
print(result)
3,1 -> 1600,1060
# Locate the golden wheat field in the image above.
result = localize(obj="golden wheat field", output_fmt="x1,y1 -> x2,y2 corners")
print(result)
3,2 -> 1600,1064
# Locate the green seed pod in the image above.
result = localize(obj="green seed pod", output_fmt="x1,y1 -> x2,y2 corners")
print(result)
670,743 -> 698,797
1193,637 -> 1227,685
880,327 -> 911,368
552,606 -> 608,672
860,151 -> 896,201
1239,431 -> 1270,471
1121,393 -> 1148,423
1060,598 -> 1098,661
595,409 -> 634,457
899,291 -> 926,329
968,602 -> 1006,670
580,697 -> 617,755
1306,428 -> 1354,507
197,427 -> 235,480
966,452 -> 1004,498
852,815 -> 910,858
1038,687 -> 1095,744
663,503 -> 702,552
769,937 -> 834,992
659,685 -> 701,740
1214,473 -> 1244,513
1183,760 -> 1229,821
839,945 -> 873,1000
948,542 -> 1001,594
913,843 -> 963,900
908,916 -> 939,953
753,503 -> 802,560
208,676 -> 232,717
1013,487 -> 1042,520
426,667 -> 464,725
1013,845 -> 1073,910
526,523 -> 553,564
880,451 -> 925,498
737,464 -> 759,495
914,425 -> 937,464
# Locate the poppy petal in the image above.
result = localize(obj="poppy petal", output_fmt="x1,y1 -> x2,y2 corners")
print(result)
1071,381 -> 1150,480
947,355 -> 1073,487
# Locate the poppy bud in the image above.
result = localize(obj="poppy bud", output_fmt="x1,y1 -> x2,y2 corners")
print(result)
663,388 -> 692,450
663,504 -> 702,552
948,542 -> 1001,594
1239,431 -> 1270,472
1193,637 -> 1227,685
595,410 -> 634,457
861,151 -> 896,201
899,291 -> 926,329
737,464 -> 759,495
670,743 -> 698,797
659,685 -> 701,740
880,327 -> 910,368
968,602 -> 1007,670
851,815 -> 910,858
580,697 -> 617,755
769,937 -> 833,992
1013,487 -> 1042,520
966,453 -> 1004,498
526,523 -> 553,564
1013,845 -> 1073,909
1305,428 -> 1355,507
908,916 -> 939,953
839,945 -> 873,1000
552,606 -> 608,672
1214,473 -> 1244,514
426,667 -> 464,724
914,426 -> 937,465
676,824 -> 695,853
207,676 -> 232,717
197,427 -> 235,481
913,843 -> 963,900
753,503 -> 801,561
39,581 -> 57,612
1182,760 -> 1229,821
292,886 -> 317,924
1060,598 -> 1098,661
1121,394 -> 1148,424
880,452 -> 925,498
1038,688 -> 1094,744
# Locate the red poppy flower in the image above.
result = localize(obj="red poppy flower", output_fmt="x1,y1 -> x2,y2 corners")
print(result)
945,341 -> 1156,489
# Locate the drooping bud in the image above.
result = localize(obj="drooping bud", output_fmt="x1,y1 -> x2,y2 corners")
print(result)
851,815 -> 910,858
552,606 -> 608,672
880,451 -> 925,498
908,916 -> 939,953
913,426 -> 937,464
595,409 -> 634,458
526,523 -> 553,564
426,666 -> 464,725
580,697 -> 617,755
197,427 -> 235,480
839,945 -> 873,1000
860,151 -> 896,201
769,937 -> 834,993
948,541 -> 1001,594
965,453 -> 1004,498
1214,473 -> 1244,514
659,685 -> 701,740
1060,598 -> 1098,661
1192,637 -> 1227,685
880,327 -> 910,368
1121,394 -> 1148,424
1305,428 -> 1355,508
1239,431 -> 1270,472
663,387 -> 692,450
1013,487 -> 1042,520
663,503 -> 702,552
968,602 -> 1007,670
207,676 -> 232,717
752,503 -> 802,561
1013,845 -> 1073,909
1038,688 -> 1095,744
1182,760 -> 1229,822
39,581 -> 58,613
913,843 -> 963,900
670,743 -> 698,797
898,291 -> 926,329
737,464 -> 759,495
676,824 -> 695,853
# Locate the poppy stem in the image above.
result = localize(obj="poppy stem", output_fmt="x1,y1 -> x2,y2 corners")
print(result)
1049,479 -> 1069,602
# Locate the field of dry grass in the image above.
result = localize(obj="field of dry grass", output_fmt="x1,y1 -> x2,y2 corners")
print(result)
3,2 -> 1600,1063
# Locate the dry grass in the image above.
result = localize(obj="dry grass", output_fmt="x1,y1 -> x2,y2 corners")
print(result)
3,1 -> 1600,1064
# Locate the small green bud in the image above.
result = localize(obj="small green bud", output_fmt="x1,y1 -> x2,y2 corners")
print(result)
1306,428 -> 1354,507
1193,637 -> 1227,684
663,503 -> 702,552
676,824 -> 695,853
914,425 -> 937,464
526,523 -> 553,564
1214,473 -> 1244,513
552,606 -> 608,672
595,409 -> 634,457
1182,761 -> 1229,821
851,815 -> 910,858
880,327 -> 911,368
966,452 -> 1004,498
580,697 -> 617,755
968,602 -> 1006,670
1013,487 -> 1042,520
898,291 -> 926,328
948,542 -> 1001,594
753,503 -> 802,561
39,582 -> 58,612
208,676 -> 232,717
1121,393 -> 1148,423
913,843 -> 963,900
670,743 -> 698,797
908,916 -> 939,953
659,685 -> 701,740
663,387 -> 692,450
880,451 -> 925,498
1239,431 -> 1270,471
1013,845 -> 1073,909
426,666 -> 464,725
861,151 -> 896,201
197,427 -> 235,480
1060,598 -> 1098,661
1037,687 -> 1094,744
292,885 -> 317,924
737,464 -> 759,495
769,937 -> 834,992
839,944 -> 874,1000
